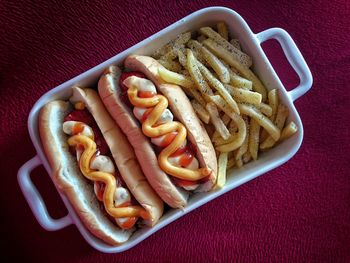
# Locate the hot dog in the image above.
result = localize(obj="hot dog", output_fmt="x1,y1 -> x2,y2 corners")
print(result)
98,55 -> 218,208
39,86 -> 163,245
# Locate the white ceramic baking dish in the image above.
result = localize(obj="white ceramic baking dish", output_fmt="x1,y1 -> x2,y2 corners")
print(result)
17,6 -> 312,253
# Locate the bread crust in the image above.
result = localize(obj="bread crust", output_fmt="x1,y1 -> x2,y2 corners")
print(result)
98,67 -> 188,208
124,55 -> 218,190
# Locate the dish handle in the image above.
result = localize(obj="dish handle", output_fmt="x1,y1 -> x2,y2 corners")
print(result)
255,28 -> 313,101
17,155 -> 73,231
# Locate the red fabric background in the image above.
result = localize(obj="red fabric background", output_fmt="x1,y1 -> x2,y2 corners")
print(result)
1,0 -> 349,262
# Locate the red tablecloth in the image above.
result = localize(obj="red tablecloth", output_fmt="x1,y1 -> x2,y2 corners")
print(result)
1,1 -> 349,262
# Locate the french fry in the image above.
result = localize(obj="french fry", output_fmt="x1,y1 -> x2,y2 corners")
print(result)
188,40 -> 230,84
212,114 -> 231,142
186,40 -> 209,66
153,32 -> 191,59
224,84 -> 262,105
268,89 -> 279,122
217,22 -> 229,40
260,104 -> 288,149
216,152 -> 228,188
158,59 -> 182,72
210,95 -> 240,117
173,32 -> 192,47
199,27 -> 252,67
230,39 -> 241,50
191,100 -> 210,124
280,121 -> 298,141
159,49 -> 178,61
213,113 -> 246,153
158,66 -> 194,88
206,102 -> 230,140
248,118 -> 260,160
202,38 -> 267,101
260,89 -> 279,141
238,103 -> 280,141
229,74 -> 253,90
257,103 -> 273,117
200,46 -> 230,84
187,49 -> 214,102
176,47 -> 187,68
234,116 -> 249,163
197,63 -> 239,114
188,88 -> 207,108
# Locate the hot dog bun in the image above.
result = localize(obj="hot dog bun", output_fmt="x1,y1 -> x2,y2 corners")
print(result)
98,67 -> 188,208
39,87 -> 163,245
99,55 -> 217,207
124,55 -> 217,191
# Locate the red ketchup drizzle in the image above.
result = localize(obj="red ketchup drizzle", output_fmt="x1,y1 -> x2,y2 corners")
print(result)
64,108 -> 126,188
120,71 -> 205,189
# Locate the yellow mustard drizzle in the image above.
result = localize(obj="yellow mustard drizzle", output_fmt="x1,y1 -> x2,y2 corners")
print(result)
67,135 -> 149,220
127,85 -> 211,181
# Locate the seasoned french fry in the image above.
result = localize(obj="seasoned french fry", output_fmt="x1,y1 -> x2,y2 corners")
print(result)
159,49 -> 178,61
216,152 -> 228,188
248,118 -> 260,160
260,89 -> 279,142
158,66 -> 194,88
158,59 -> 182,72
230,39 -> 241,50
197,63 -> 239,114
200,47 -> 230,84
199,27 -> 252,67
191,100 -> 210,124
187,49 -> 214,102
260,104 -> 288,149
229,74 -> 253,90
214,115 -> 246,153
174,32 -> 192,47
257,103 -> 273,117
280,121 -> 298,141
210,94 -> 240,117
268,89 -> 279,122
206,102 -> 230,140
153,32 -> 191,59
176,47 -> 187,68
217,22 -> 229,40
235,116 -> 249,163
224,84 -> 262,105
188,88 -> 207,108
202,38 -> 267,101
212,114 -> 231,142
238,103 -> 280,141
188,40 -> 230,84
186,40 -> 209,66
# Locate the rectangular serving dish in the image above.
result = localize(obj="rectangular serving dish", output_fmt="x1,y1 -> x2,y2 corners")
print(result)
17,6 -> 312,253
